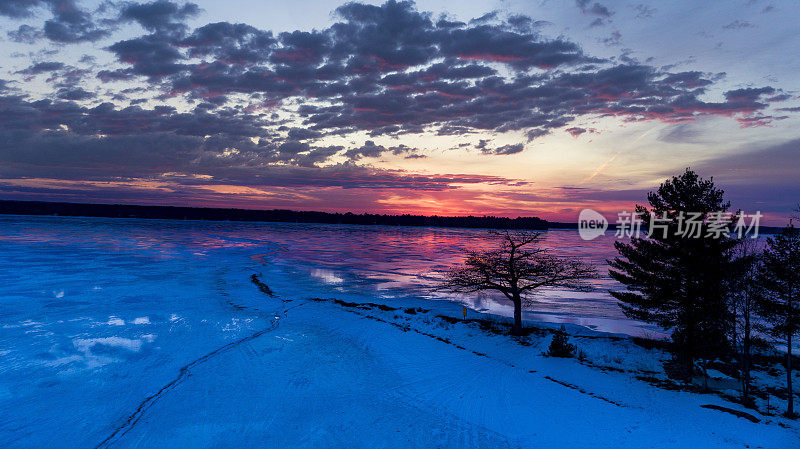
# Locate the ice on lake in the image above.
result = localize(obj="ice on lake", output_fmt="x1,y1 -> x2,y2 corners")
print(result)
4,215 -> 791,448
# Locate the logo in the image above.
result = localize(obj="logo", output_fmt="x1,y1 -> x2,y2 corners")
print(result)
578,209 -> 608,240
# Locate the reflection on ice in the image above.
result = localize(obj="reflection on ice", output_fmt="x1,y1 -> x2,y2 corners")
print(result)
310,268 -> 344,284
0,215 -> 658,336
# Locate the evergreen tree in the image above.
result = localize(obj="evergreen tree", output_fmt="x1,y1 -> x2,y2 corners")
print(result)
608,169 -> 737,378
757,223 -> 800,417
548,325 -> 576,358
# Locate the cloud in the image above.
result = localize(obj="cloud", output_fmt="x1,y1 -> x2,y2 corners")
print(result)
576,0 -> 614,26
55,86 -> 95,100
565,127 -> 586,137
0,0 -> 47,19
0,0 -> 794,208
16,61 -> 65,75
4,1 -> 204,45
488,143 -> 525,155
107,35 -> 187,77
93,0 -> 785,144
0,94 -> 438,186
601,30 -> 621,46
344,140 -> 387,160
722,20 -> 754,30
476,140 -> 525,155
119,1 -> 201,35
657,123 -> 705,143
724,87 -> 775,102
694,138 -> 800,215
631,4 -> 656,19
576,0 -> 613,17
1,0 -> 114,43
43,0 -> 113,43
7,24 -> 44,43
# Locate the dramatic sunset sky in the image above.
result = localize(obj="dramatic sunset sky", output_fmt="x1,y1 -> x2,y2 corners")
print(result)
0,0 -> 798,223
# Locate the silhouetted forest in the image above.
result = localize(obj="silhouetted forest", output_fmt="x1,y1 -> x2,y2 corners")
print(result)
0,200 -> 549,230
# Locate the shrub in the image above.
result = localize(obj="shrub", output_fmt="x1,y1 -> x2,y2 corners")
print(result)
548,325 -> 576,358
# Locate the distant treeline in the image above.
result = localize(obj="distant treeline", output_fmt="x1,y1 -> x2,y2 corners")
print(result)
0,200 -> 549,230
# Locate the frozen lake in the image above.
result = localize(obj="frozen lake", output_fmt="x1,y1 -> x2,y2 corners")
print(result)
1,215 -> 794,448
0,214 -> 650,336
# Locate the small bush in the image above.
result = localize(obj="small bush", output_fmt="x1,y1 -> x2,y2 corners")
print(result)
663,357 -> 693,381
548,325 -> 576,358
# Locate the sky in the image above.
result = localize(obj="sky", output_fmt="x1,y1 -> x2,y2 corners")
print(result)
0,0 -> 798,224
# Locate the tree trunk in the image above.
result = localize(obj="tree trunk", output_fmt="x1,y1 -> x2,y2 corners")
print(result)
787,332 -> 794,416
512,293 -> 523,336
702,359 -> 709,392
742,314 -> 751,404
684,319 -> 695,380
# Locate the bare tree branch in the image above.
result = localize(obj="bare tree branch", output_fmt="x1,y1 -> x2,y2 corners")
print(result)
435,231 -> 598,335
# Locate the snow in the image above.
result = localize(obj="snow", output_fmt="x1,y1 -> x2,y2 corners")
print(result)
0,216 -> 797,448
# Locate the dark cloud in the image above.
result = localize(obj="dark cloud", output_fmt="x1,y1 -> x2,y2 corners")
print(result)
565,127 -> 586,137
480,143 -> 525,155
119,1 -> 201,35
107,34 -> 186,77
43,0 -> 112,43
3,1 -> 202,44
344,140 -> 386,160
16,60 -> 65,75
0,0 -> 794,204
0,94 -> 436,184
180,22 -> 275,64
97,68 -> 136,82
7,24 -> 44,43
0,96 -> 525,193
1,0 -> 113,43
91,0 -> 784,145
724,87 -> 775,102
78,54 -> 96,64
476,139 -> 525,155
285,127 -> 323,141
0,0 -> 46,19
576,0 -> 613,17
55,86 -> 95,100
576,0 -> 613,26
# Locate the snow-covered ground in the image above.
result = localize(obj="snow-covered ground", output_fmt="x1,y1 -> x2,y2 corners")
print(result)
0,216 -> 797,448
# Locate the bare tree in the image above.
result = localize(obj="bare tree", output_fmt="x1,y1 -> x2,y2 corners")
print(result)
437,230 -> 598,335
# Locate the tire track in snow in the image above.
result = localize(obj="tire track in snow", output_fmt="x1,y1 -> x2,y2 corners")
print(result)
94,319 -> 280,449
310,297 -> 629,409
95,273 -> 290,449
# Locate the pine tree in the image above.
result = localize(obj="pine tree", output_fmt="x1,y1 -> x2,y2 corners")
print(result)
548,325 -> 576,358
608,169 -> 737,379
757,223 -> 800,417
